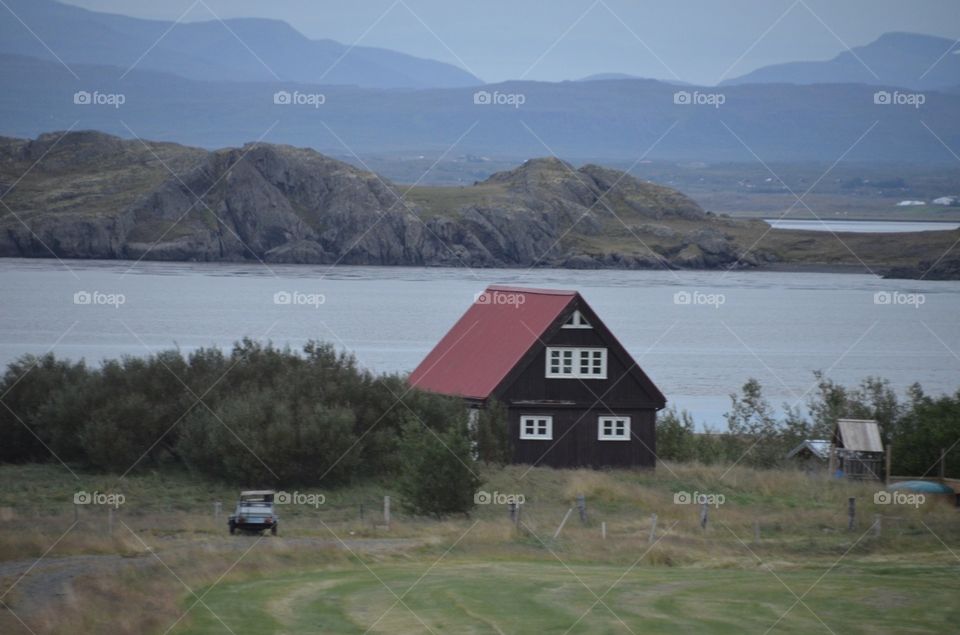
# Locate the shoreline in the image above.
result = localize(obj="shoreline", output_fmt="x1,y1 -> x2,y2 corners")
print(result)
0,256 -> 934,279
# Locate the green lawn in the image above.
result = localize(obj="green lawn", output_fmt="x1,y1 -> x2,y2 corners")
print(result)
177,560 -> 958,634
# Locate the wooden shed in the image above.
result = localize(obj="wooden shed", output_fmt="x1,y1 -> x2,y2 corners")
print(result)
785,439 -> 831,473
408,286 -> 666,469
829,419 -> 884,480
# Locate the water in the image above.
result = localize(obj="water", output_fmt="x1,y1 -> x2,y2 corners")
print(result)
764,219 -> 960,233
2,258 -> 958,429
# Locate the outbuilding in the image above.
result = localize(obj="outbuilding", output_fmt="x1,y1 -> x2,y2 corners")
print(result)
829,418 -> 884,480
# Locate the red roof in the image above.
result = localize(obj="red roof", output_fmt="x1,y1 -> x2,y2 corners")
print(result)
408,286 -> 576,400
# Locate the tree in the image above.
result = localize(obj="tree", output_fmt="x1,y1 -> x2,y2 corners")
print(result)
397,418 -> 482,518
657,406 -> 697,463
473,399 -> 511,465
891,388 -> 960,478
725,379 -> 783,468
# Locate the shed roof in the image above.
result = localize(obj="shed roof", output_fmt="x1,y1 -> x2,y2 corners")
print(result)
408,286 -> 577,400
785,439 -> 831,460
835,419 -> 884,453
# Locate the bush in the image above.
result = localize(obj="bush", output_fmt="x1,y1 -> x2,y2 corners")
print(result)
473,399 -> 511,465
397,418 -> 482,518
656,406 -> 696,463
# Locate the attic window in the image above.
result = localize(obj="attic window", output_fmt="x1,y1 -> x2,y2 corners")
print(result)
562,310 -> 592,329
598,416 -> 630,441
546,347 -> 607,379
520,415 -> 553,440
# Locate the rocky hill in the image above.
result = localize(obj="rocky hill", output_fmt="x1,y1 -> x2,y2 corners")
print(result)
1,131 -> 957,277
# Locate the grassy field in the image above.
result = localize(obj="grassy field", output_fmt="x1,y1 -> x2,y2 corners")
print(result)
1,462 -> 957,634
179,561 -> 958,634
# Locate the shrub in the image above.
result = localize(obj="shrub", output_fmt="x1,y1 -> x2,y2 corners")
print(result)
656,406 -> 696,463
397,418 -> 482,518
473,399 -> 511,465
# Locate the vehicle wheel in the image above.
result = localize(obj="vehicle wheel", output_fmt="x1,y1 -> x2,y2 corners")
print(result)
229,522 -> 236,535
271,524 -> 277,536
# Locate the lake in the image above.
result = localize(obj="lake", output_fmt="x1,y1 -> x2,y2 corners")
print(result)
764,219 -> 960,233
1,258 -> 958,429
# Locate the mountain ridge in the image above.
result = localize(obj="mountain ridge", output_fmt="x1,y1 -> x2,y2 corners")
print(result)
2,54 -> 959,164
724,32 -> 960,91
0,0 -> 481,89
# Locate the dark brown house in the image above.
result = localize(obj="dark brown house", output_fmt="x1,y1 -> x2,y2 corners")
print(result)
408,286 -> 666,469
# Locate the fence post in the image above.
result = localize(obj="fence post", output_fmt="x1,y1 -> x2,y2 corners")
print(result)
601,521 -> 607,540
847,497 -> 856,531
648,513 -> 657,544
108,507 -> 113,535
884,444 -> 892,486
213,501 -> 222,521
699,502 -> 708,530
384,496 -> 391,530
576,495 -> 587,524
872,514 -> 881,538
360,503 -> 364,523
553,508 -> 573,539
753,519 -> 760,544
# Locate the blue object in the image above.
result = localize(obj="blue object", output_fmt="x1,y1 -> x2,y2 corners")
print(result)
888,480 -> 954,494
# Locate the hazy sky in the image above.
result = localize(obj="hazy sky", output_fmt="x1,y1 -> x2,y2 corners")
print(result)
60,0 -> 960,84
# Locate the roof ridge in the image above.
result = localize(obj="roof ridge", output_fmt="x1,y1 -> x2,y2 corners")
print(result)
485,284 -> 577,296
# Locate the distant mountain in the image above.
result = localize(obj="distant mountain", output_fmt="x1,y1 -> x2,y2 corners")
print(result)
0,0 -> 480,89
725,32 -> 960,91
2,130 -> 958,279
1,54 -> 958,164
579,73 -> 641,81
578,73 -> 692,86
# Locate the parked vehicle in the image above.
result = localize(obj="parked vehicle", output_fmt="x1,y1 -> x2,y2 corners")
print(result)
228,490 -> 278,535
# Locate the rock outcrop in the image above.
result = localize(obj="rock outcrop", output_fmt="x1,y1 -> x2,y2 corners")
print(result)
1,131 -> 770,270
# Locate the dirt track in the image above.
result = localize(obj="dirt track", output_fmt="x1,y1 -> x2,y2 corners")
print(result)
0,537 -> 420,622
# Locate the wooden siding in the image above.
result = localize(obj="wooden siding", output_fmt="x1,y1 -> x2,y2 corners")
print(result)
497,322 -> 662,408
507,406 -> 656,468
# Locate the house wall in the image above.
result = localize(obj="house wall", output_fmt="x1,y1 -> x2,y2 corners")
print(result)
496,318 -> 660,469
498,326 -> 662,408
506,406 -> 656,468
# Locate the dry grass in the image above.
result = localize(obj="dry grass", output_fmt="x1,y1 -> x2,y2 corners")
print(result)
1,461 -> 957,634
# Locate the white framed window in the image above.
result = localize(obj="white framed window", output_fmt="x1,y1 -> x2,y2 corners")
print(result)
546,347 -> 607,379
598,416 -> 630,441
561,310 -> 592,329
520,415 -> 553,440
